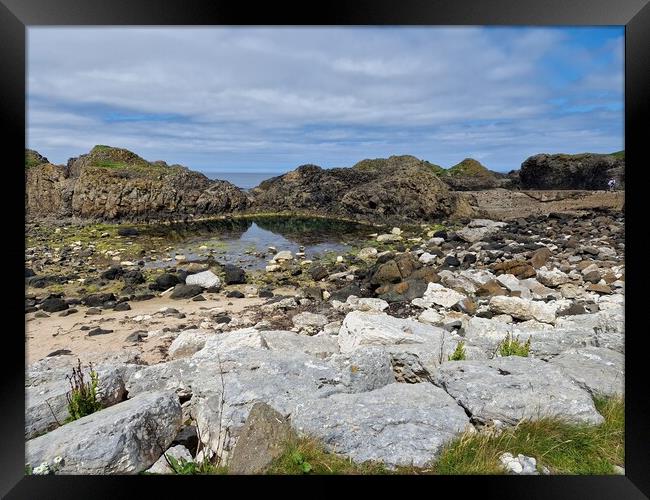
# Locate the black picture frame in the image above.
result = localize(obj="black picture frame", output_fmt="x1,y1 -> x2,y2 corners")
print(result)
1,0 -> 648,497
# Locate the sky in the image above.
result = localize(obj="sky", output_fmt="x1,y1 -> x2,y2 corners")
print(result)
27,27 -> 624,174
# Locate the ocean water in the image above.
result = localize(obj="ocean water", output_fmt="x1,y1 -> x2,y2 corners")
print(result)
206,172 -> 279,190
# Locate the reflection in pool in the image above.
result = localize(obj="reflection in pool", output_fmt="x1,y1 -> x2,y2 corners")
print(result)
142,216 -> 375,270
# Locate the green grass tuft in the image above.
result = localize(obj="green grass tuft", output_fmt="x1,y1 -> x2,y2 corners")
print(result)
65,359 -> 103,422
448,341 -> 467,361
498,333 -> 531,357
432,396 -> 624,475
266,437 -> 391,475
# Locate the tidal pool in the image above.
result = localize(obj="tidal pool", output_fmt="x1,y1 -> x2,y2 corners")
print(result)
141,216 -> 375,270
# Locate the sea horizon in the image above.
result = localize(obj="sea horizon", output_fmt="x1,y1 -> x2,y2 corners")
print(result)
206,171 -> 281,190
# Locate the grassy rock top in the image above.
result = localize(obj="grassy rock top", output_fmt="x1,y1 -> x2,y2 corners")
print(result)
353,155 -> 445,175
25,149 -> 49,169
83,145 -> 187,177
445,158 -> 496,178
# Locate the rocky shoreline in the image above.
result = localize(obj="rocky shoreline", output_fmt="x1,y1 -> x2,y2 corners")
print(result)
25,201 -> 625,474
26,146 -> 624,225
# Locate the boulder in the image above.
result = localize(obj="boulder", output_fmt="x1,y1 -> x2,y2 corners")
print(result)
151,273 -> 181,291
223,265 -> 246,285
168,330 -> 214,359
26,391 -> 182,474
529,247 -> 552,269
81,293 -> 116,308
548,347 -> 624,397
455,219 -> 507,243
40,298 -> 69,313
272,250 -> 293,261
492,260 -> 537,279
338,311 -> 434,352
536,269 -> 570,287
435,357 -> 604,426
357,247 -> 378,260
25,364 -> 129,439
228,402 -> 296,474
291,312 -> 329,334
347,296 -> 389,312
185,271 -> 221,289
337,311 -> 463,373
489,296 -> 557,324
291,383 -> 471,468
170,284 -> 204,299
412,282 -> 466,309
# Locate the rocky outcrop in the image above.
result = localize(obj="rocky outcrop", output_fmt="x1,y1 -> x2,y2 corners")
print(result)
440,158 -> 502,191
25,162 -> 75,217
25,149 -> 49,168
519,153 -> 624,190
250,156 -> 473,223
26,146 -> 250,221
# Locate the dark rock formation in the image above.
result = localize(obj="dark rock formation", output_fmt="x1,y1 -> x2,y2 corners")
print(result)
250,155 -> 473,223
26,146 -> 250,221
518,153 -> 624,190
439,158 -> 501,191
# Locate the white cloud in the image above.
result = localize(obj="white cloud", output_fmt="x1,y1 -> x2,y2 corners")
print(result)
27,27 -> 624,172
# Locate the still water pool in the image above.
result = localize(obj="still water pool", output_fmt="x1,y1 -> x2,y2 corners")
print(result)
141,216 -> 375,270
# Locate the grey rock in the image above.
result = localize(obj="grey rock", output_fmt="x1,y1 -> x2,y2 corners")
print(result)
185,270 -> 221,289
228,402 -> 295,474
548,347 -> 624,397
435,357 -> 604,426
456,220 -> 507,243
262,330 -> 339,358
126,347 -> 349,462
168,329 -> 214,360
146,444 -> 193,474
489,296 -> 557,324
291,383 -> 471,468
412,282 -> 466,309
26,391 -> 182,474
390,352 -> 435,383
338,310 -> 466,373
331,347 -> 396,393
461,316 -> 599,359
25,364 -> 129,439
291,312 -> 329,334
170,284 -> 204,299
499,452 -> 539,475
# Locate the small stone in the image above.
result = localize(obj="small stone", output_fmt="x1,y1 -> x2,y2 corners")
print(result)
586,283 -> 612,294
272,250 -> 293,261
88,327 -> 113,337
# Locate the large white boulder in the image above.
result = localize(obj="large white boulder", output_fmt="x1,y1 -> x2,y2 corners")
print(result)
26,391 -> 182,474
489,296 -> 557,324
185,270 -> 221,289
